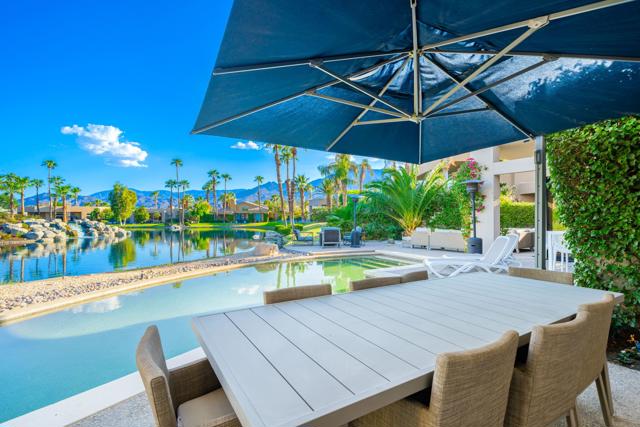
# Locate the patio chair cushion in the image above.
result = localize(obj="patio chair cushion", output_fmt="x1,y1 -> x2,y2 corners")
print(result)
177,388 -> 240,427
263,283 -> 332,304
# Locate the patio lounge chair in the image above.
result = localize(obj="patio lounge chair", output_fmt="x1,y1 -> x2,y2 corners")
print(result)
292,228 -> 314,245
136,325 -> 240,427
263,283 -> 332,304
320,227 -> 341,247
423,235 -> 512,278
349,276 -> 401,292
504,311 -> 590,427
351,331 -> 519,427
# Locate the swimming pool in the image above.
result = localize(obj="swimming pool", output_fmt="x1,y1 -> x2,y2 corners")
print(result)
0,255 -> 408,422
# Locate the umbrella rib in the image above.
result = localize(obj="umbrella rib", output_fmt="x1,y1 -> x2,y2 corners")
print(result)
192,53 -> 408,134
423,48 -> 640,63
305,92 -> 406,119
353,117 -> 413,126
310,61 -> 412,119
422,56 -> 555,118
213,48 -> 410,75
419,0 -> 633,52
423,19 -> 548,116
423,55 -> 535,138
424,107 -> 491,118
326,57 -> 411,151
410,0 -> 421,115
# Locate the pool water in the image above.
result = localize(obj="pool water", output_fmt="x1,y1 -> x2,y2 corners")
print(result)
0,229 -> 259,283
0,255 -> 408,422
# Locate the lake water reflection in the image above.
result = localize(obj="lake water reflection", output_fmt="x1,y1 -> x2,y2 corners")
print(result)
0,228 -> 260,283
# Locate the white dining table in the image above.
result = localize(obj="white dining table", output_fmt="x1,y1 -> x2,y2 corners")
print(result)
192,272 -> 623,427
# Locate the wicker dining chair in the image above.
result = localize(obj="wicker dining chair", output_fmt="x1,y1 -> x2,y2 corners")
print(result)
508,267 -> 574,285
349,276 -> 402,292
504,312 -> 590,427
263,283 -> 332,304
400,270 -> 429,283
577,294 -> 616,426
136,325 -> 240,427
350,331 -> 519,427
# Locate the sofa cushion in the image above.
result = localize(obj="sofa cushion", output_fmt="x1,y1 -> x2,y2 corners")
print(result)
177,388 -> 239,427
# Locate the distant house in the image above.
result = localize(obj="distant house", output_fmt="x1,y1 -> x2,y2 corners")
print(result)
24,204 -> 109,220
222,201 -> 268,223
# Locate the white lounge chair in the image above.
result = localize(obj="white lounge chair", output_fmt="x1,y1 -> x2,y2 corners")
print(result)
423,235 -> 512,278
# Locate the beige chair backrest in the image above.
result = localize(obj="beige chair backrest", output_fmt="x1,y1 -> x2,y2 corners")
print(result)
577,294 -> 615,392
505,312 -> 590,427
136,325 -> 177,427
400,270 -> 429,283
427,331 -> 519,427
349,276 -> 402,292
263,283 -> 332,304
508,267 -> 574,285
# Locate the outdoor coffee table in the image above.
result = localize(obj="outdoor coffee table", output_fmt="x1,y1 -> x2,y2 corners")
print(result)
192,272 -> 623,427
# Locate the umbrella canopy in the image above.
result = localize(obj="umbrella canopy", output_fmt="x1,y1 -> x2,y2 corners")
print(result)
193,0 -> 640,163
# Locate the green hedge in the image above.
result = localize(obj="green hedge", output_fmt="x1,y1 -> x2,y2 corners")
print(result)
547,116 -> 640,333
500,199 -> 534,230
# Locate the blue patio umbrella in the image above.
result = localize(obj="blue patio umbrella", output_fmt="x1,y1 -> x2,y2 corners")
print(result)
193,0 -> 640,163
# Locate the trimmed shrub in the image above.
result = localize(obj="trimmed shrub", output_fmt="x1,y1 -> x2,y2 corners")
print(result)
500,198 -> 534,230
547,116 -> 640,333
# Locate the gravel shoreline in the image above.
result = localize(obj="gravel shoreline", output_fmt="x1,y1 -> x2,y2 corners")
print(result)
0,248 -> 313,324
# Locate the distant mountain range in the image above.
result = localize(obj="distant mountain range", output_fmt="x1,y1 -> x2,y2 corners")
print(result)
24,169 -> 384,208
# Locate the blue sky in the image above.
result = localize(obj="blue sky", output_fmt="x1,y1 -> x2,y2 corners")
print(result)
0,0 -> 384,196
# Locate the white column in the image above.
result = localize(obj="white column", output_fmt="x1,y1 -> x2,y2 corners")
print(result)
470,147 -> 500,253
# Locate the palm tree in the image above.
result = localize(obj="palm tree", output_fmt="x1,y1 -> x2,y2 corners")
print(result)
294,175 -> 309,221
31,178 -> 44,214
179,179 -> 189,224
56,184 -> 72,222
358,159 -> 374,193
0,174 -> 19,217
365,166 -> 445,235
254,175 -> 264,221
207,169 -> 220,218
221,173 -> 232,224
170,158 -> 183,224
41,159 -> 57,219
280,147 -> 294,226
291,147 -> 298,213
332,154 -> 358,206
201,181 -> 213,214
14,176 -> 31,216
151,191 -> 160,210
50,176 -> 64,220
164,179 -> 177,221
318,178 -> 336,211
70,186 -> 81,206
264,144 -> 286,224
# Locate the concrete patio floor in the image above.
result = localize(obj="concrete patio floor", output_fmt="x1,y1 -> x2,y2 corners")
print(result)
71,362 -> 639,427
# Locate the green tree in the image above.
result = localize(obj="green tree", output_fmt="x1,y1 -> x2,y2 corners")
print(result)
170,158 -> 183,224
254,175 -> 264,219
109,183 -> 138,225
207,169 -> 220,218
134,206 -> 150,223
0,174 -> 19,217
264,144 -> 286,224
221,173 -> 232,224
189,200 -> 210,222
14,176 -> 30,215
70,186 -> 81,206
179,179 -> 190,224
41,159 -> 57,219
54,181 -> 72,222
294,175 -> 310,221
49,176 -> 63,219
318,178 -> 336,211
364,166 -> 445,235
358,158 -> 373,193
31,178 -> 44,214
165,179 -> 177,221
280,147 -> 294,225
201,181 -> 212,211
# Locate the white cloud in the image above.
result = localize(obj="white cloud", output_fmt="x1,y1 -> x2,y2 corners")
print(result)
231,140 -> 261,150
61,124 -> 148,167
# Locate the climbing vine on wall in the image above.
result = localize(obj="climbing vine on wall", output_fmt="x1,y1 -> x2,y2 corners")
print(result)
547,116 -> 640,334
